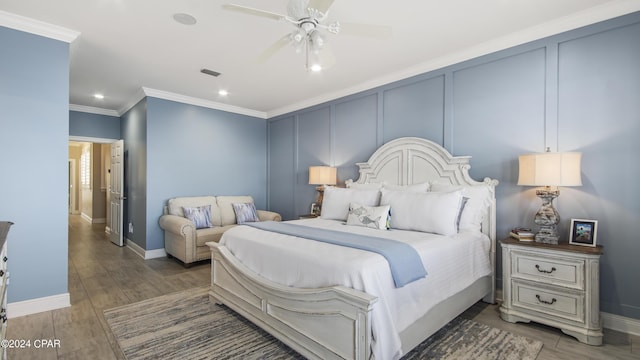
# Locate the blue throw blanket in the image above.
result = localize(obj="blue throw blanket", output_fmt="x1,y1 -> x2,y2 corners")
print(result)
245,221 -> 427,288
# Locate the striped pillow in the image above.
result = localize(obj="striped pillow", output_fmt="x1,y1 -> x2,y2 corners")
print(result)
232,203 -> 260,224
183,205 -> 213,229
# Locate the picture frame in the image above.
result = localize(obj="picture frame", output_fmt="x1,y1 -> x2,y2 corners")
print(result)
569,219 -> 598,247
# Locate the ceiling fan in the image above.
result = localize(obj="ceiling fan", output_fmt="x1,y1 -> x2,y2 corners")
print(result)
222,0 -> 391,71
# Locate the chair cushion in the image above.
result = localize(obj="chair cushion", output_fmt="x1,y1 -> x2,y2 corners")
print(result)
195,225 -> 234,247
167,196 -> 216,216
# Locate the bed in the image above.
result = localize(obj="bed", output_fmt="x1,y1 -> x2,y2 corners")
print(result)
206,137 -> 498,360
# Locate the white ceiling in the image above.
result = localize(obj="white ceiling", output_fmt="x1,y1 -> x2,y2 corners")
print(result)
1,0 -> 639,118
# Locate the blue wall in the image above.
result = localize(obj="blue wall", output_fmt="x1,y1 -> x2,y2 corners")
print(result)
69,110 -> 120,139
0,26 -> 69,302
142,98 -> 268,251
268,13 -> 640,320
121,99 -> 148,249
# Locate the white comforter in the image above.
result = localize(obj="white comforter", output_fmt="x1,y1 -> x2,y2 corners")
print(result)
220,218 -> 492,360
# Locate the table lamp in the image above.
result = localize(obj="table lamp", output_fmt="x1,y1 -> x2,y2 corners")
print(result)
308,166 -> 337,214
518,149 -> 582,244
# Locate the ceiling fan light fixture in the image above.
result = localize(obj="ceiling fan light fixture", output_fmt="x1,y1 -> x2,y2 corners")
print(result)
291,29 -> 306,43
309,63 -> 322,72
309,31 -> 324,51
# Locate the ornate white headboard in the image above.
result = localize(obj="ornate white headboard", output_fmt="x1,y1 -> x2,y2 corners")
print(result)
350,137 -> 498,236
349,137 -> 498,296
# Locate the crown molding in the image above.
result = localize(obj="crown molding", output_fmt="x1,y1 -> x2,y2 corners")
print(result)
266,0 -> 640,118
142,87 -> 267,119
69,104 -> 119,117
0,10 -> 79,43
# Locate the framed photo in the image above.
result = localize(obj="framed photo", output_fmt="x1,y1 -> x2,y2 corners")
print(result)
569,219 -> 598,247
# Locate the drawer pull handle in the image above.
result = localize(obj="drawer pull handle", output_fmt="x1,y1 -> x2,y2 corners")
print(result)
535,264 -> 556,274
536,294 -> 557,305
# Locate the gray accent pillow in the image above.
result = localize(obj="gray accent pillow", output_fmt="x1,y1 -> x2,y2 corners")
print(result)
183,205 -> 213,229
232,203 -> 260,224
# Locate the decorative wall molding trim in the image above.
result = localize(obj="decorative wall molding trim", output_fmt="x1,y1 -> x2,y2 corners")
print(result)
69,104 -> 120,117
125,238 -> 166,260
602,312 -> 640,337
0,10 -> 79,43
142,87 -> 267,119
69,135 -> 118,144
7,293 -> 70,319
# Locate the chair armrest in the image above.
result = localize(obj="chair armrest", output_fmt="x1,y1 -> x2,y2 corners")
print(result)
159,214 -> 195,236
257,210 -> 282,222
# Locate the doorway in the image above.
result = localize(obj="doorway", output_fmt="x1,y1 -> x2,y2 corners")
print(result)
68,136 -> 119,234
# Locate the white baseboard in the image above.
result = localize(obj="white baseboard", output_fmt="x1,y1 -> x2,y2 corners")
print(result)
125,238 -> 166,260
7,292 -> 70,319
80,213 -> 106,224
602,312 -> 640,336
80,213 -> 92,223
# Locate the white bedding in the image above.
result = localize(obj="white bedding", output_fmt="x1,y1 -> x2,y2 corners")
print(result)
220,218 -> 492,360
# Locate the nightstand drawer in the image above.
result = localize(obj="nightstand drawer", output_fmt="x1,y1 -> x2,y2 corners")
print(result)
512,251 -> 584,290
512,281 -> 584,323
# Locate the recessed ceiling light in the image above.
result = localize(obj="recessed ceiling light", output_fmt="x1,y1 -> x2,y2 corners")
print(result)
93,93 -> 104,99
310,64 -> 322,72
218,90 -> 229,96
173,13 -> 197,25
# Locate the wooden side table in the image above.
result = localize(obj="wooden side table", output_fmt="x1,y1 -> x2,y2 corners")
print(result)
298,214 -> 319,219
500,238 -> 603,345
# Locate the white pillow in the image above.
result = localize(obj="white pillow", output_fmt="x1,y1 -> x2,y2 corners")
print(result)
380,189 -> 463,236
321,187 -> 381,221
382,182 -> 430,192
429,182 -> 492,233
346,203 -> 390,230
345,180 -> 386,190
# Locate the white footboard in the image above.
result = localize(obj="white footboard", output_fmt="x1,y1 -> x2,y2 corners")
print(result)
207,241 -> 378,360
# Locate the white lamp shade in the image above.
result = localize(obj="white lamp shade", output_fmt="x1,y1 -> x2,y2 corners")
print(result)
308,166 -> 337,185
518,152 -> 582,187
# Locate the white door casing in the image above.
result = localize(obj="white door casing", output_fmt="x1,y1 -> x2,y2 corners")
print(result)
109,140 -> 124,246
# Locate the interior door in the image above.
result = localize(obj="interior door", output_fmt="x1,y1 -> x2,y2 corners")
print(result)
109,140 -> 125,246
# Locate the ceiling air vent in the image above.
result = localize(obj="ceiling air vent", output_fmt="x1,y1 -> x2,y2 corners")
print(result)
200,68 -> 221,77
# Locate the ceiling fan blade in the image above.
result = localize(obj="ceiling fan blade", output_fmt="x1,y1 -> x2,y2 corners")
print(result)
339,22 -> 392,38
308,0 -> 335,14
222,4 -> 287,21
255,35 -> 293,63
287,0 -> 308,19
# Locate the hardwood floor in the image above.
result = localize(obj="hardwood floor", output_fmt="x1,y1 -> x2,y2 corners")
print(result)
6,215 -> 639,359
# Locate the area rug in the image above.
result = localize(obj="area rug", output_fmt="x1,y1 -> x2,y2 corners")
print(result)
104,287 -> 542,360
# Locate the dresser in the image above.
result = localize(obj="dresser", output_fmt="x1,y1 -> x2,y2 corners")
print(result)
0,222 -> 11,360
500,238 -> 603,345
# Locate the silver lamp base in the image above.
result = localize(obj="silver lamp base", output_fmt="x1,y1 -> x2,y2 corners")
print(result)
534,189 -> 560,245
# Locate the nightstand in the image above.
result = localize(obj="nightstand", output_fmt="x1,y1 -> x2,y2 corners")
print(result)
500,238 -> 603,345
298,214 -> 319,219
